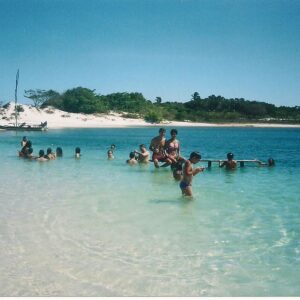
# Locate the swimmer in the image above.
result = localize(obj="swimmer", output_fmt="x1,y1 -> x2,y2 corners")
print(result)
110,144 -> 116,152
180,151 -> 205,197
21,136 -> 27,147
107,149 -> 114,160
56,147 -> 63,157
19,140 -> 32,157
75,147 -> 81,158
26,147 -> 36,159
255,158 -> 275,167
45,147 -> 56,160
149,128 -> 167,168
126,152 -> 138,165
219,152 -> 237,170
36,149 -> 49,162
134,144 -> 150,163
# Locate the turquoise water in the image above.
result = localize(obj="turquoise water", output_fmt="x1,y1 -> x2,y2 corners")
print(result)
0,127 -> 300,296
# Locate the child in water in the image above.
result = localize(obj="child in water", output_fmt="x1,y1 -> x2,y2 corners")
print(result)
126,152 -> 138,165
180,151 -> 205,197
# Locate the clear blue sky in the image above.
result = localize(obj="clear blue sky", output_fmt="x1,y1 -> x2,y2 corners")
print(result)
0,0 -> 299,106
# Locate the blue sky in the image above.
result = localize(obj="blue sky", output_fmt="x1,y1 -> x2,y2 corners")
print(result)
0,0 -> 299,106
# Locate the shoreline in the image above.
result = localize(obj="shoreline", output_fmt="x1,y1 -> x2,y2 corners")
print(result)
1,103 -> 300,129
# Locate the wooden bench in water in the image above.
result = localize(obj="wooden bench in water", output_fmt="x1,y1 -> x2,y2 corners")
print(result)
201,159 -> 262,168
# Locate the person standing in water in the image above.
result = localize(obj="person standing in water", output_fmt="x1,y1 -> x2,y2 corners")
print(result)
21,136 -> 27,147
75,147 -> 81,158
180,151 -> 205,197
134,144 -> 150,164
219,152 -> 237,170
149,128 -> 167,168
126,152 -> 138,165
36,150 -> 49,162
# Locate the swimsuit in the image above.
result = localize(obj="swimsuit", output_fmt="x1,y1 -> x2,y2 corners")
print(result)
180,181 -> 191,191
152,152 -> 166,162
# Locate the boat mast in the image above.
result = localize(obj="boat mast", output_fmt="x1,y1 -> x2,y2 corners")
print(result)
14,69 -> 19,127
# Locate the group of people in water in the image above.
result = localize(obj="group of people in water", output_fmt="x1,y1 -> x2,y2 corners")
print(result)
18,128 -> 275,197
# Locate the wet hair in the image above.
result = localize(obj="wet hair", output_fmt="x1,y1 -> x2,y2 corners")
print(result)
28,147 -> 33,154
189,151 -> 201,160
47,147 -> 52,155
170,129 -> 178,135
268,158 -> 275,166
26,140 -> 32,148
75,147 -> 81,154
139,144 -> 146,149
159,128 -> 166,133
110,144 -> 116,150
56,147 -> 63,157
39,149 -> 45,157
129,152 -> 135,159
22,136 -> 27,141
107,149 -> 113,155
227,152 -> 234,160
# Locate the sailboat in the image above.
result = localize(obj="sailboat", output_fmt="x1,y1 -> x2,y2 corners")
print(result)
0,70 -> 47,131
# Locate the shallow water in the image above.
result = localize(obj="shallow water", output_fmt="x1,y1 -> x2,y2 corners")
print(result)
0,127 -> 300,296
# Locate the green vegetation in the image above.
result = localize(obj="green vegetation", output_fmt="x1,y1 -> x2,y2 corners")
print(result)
21,87 -> 299,124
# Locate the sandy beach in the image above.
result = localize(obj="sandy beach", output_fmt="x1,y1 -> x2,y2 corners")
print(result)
1,103 -> 299,129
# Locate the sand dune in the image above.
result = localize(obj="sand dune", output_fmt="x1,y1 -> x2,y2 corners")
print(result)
0,103 -> 299,129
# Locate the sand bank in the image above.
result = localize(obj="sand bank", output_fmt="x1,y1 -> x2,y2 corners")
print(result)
1,103 -> 299,129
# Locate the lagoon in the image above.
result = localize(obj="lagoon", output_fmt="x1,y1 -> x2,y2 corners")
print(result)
0,127 -> 300,296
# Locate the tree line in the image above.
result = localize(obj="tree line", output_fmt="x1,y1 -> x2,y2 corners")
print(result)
20,88 -> 300,123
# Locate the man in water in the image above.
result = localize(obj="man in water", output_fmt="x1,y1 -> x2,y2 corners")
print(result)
134,144 -> 150,164
126,152 -> 138,165
219,152 -> 237,170
107,149 -> 114,160
149,128 -> 167,168
180,151 -> 205,197
45,147 -> 56,160
75,147 -> 81,158
36,150 -> 49,162
21,136 -> 27,147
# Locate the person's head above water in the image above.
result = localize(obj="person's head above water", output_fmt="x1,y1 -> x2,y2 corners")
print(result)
22,136 -> 27,141
47,147 -> 52,155
189,151 -> 201,162
110,144 -> 116,151
268,158 -> 275,166
56,147 -> 63,157
75,147 -> 81,154
38,149 -> 45,157
129,152 -> 135,159
227,152 -> 234,160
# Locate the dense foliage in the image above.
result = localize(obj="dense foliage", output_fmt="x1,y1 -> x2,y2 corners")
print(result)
29,87 -> 299,123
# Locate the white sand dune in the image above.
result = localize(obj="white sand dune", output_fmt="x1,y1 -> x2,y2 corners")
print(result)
1,103 -> 299,129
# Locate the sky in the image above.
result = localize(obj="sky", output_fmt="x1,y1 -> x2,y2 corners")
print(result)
0,0 -> 299,106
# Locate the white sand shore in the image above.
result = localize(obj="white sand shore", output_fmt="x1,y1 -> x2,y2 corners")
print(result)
1,103 -> 299,129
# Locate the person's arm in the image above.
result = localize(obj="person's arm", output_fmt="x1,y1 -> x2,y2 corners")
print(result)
149,138 -> 155,151
193,167 -> 205,175
219,160 -> 226,168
